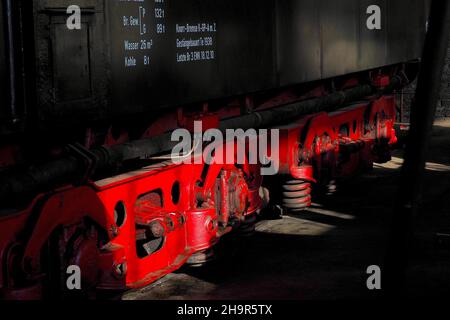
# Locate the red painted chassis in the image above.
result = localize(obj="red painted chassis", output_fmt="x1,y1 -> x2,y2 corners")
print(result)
0,92 -> 397,298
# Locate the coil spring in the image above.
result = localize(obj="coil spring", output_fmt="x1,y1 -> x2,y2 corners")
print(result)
282,180 -> 312,212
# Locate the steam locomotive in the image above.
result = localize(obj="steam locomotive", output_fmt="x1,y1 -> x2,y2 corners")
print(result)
0,0 -> 428,299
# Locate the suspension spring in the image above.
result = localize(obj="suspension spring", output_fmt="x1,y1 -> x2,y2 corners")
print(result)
282,180 -> 312,212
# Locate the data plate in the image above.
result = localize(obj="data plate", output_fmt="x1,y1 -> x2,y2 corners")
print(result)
107,0 -> 276,115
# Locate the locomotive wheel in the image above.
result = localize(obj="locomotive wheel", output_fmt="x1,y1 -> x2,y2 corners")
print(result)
0,243 -> 43,300
186,248 -> 216,268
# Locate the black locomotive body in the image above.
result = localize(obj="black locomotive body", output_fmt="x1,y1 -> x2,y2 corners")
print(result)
0,0 -> 428,133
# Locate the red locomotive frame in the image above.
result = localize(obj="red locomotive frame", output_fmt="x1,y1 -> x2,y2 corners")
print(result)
0,72 -> 399,299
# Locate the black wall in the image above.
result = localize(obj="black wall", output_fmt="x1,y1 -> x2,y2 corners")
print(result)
0,1 -> 8,121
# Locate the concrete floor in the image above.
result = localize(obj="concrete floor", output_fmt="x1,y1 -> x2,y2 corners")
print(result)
122,119 -> 450,300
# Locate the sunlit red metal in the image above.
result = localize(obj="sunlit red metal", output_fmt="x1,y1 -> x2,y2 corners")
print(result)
0,91 -> 397,298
